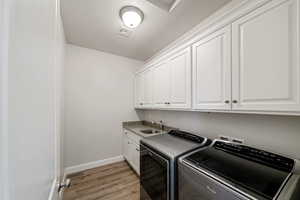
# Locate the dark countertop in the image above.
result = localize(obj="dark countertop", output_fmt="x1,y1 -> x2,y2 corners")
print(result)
122,121 -> 171,138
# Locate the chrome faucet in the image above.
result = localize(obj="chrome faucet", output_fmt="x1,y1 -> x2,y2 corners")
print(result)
159,120 -> 164,131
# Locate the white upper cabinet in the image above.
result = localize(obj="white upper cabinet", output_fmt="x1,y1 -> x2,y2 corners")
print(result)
193,25 -> 232,110
135,72 -> 144,107
153,61 -> 171,107
143,68 -> 153,106
135,68 -> 153,108
232,0 -> 300,112
152,47 -> 192,109
169,48 -> 192,109
135,0 -> 300,115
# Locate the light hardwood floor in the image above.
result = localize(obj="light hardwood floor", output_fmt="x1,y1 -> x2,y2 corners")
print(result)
63,161 -> 140,200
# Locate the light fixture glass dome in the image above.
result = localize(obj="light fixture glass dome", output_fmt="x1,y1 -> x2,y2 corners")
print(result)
120,6 -> 144,28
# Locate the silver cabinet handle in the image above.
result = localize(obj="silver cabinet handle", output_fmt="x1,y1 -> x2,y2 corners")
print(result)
224,100 -> 230,104
232,100 -> 238,104
206,185 -> 216,194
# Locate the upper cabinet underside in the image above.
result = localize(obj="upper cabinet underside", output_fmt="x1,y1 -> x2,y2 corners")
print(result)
134,0 -> 300,116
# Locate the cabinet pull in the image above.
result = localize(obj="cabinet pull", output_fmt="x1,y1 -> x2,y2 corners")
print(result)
224,100 -> 230,104
232,100 -> 238,104
165,102 -> 171,105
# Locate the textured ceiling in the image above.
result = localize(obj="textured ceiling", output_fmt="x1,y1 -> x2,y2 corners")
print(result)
61,0 -> 232,61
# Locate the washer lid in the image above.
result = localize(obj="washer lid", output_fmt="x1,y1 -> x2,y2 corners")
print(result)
141,131 -> 208,159
183,141 -> 294,200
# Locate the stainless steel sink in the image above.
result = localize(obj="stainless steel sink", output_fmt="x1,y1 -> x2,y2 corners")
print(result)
141,129 -> 160,134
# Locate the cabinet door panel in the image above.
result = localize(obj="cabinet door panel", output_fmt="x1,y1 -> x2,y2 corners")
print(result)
232,0 -> 300,111
144,68 -> 153,106
132,143 -> 140,175
169,48 -> 192,109
153,62 -> 170,107
123,134 -> 130,161
193,26 -> 231,110
135,73 -> 145,107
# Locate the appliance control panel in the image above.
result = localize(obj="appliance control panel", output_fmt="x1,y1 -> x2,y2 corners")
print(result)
168,130 -> 206,144
214,141 -> 294,172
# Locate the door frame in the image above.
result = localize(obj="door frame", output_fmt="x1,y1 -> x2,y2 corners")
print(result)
53,0 -> 65,199
0,0 -> 10,199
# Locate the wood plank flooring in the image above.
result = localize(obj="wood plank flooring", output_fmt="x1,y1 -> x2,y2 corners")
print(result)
63,161 -> 140,200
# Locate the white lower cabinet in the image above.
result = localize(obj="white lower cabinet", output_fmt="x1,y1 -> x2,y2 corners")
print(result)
123,130 -> 140,175
123,135 -> 130,161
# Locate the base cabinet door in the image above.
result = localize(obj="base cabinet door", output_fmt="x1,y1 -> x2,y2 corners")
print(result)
123,131 -> 140,174
232,0 -> 300,112
192,25 -> 232,110
131,142 -> 140,175
123,135 -> 130,162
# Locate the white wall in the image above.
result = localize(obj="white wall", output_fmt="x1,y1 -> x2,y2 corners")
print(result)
142,110 -> 300,160
64,45 -> 143,168
0,0 -> 65,199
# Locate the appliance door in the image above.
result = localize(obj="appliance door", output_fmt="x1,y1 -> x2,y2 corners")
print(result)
140,143 -> 170,200
178,161 -> 248,200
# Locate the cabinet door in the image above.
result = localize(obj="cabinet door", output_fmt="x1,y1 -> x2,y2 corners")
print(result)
123,133 -> 130,161
135,72 -> 145,107
153,62 -> 171,107
193,26 -> 232,110
143,68 -> 153,107
127,141 -> 139,174
232,0 -> 300,112
132,142 -> 140,175
128,141 -> 134,166
169,48 -> 192,109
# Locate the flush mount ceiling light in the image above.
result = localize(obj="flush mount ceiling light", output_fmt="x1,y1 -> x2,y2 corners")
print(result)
120,6 -> 144,28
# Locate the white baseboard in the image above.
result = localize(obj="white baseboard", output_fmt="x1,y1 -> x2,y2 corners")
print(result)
48,178 -> 59,200
64,155 -> 124,175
